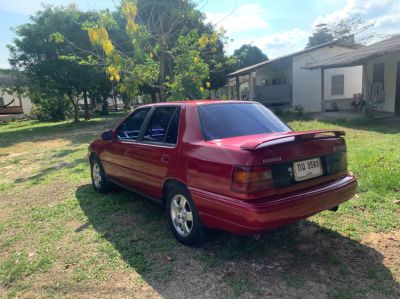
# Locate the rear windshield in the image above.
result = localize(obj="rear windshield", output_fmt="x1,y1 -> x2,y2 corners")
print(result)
197,103 -> 291,140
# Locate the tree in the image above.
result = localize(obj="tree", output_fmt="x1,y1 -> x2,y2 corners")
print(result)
8,5 -> 111,121
306,16 -> 374,48
61,0 -> 232,102
233,44 -> 268,69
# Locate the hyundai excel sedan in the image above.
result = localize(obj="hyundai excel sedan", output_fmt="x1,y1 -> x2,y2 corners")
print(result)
88,101 -> 357,245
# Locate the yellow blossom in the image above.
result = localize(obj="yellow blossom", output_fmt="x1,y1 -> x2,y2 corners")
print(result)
98,27 -> 109,41
119,84 -> 127,93
198,34 -> 209,49
102,40 -> 114,55
87,28 -> 99,44
122,1 -> 138,33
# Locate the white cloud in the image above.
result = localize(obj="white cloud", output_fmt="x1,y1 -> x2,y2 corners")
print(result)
205,3 -> 268,34
224,28 -> 309,58
313,0 -> 400,30
253,28 -> 309,58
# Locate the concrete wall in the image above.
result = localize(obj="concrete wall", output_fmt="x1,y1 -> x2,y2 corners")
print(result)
324,66 -> 363,100
293,45 -> 362,112
323,66 -> 363,110
364,52 -> 400,113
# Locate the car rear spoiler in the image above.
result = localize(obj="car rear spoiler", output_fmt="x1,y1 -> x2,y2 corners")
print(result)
240,130 -> 345,150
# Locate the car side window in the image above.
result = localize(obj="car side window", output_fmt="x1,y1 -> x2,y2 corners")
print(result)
142,106 -> 180,144
116,108 -> 151,141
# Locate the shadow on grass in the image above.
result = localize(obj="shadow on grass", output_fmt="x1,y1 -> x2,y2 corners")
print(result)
75,184 -> 400,299
14,158 -> 87,184
0,113 -> 126,148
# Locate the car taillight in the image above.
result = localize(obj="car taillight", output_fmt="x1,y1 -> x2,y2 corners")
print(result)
231,166 -> 274,193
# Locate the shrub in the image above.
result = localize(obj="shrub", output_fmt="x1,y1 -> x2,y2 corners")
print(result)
294,105 -> 305,116
31,96 -> 72,121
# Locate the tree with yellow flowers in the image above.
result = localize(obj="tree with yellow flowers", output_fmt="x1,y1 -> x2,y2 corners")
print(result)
80,0 -> 233,102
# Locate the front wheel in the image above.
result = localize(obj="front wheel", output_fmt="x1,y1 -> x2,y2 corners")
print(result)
166,185 -> 206,245
90,156 -> 110,193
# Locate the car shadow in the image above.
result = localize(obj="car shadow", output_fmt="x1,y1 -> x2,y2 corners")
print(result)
75,184 -> 400,298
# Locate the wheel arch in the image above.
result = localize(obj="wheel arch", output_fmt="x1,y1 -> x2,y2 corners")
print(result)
161,178 -> 188,206
89,152 -> 98,163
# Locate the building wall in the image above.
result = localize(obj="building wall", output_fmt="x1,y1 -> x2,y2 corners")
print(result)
323,66 -> 363,110
364,52 -> 400,113
292,45 -> 362,112
0,92 -> 33,115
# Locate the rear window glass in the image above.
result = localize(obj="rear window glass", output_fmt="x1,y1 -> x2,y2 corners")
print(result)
197,103 -> 290,140
143,106 -> 180,144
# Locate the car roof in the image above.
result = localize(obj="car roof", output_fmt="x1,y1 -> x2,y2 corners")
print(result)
140,100 -> 256,107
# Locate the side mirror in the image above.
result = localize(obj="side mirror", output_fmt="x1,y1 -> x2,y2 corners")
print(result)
101,130 -> 114,141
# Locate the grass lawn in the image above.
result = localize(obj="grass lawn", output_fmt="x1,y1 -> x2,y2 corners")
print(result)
0,113 -> 399,298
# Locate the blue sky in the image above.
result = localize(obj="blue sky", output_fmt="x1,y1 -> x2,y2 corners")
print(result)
1,0 -> 400,68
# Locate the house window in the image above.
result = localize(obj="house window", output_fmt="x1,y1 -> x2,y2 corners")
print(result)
373,63 -> 384,84
331,75 -> 344,96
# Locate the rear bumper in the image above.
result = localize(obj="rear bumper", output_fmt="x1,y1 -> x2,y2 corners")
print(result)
189,175 -> 357,235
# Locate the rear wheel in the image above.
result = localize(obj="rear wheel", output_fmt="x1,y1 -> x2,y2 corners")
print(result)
166,185 -> 206,245
90,156 -> 110,193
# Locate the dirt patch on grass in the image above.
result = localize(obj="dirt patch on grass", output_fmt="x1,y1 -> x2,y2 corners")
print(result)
1,179 -> 76,207
363,231 -> 400,280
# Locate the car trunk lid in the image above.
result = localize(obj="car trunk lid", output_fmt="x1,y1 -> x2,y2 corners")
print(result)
208,130 -> 348,197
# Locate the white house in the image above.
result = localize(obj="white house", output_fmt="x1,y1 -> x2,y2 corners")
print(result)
306,35 -> 400,115
226,38 -> 363,112
0,75 -> 32,116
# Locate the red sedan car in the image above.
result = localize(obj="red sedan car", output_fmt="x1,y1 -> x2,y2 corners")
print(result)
88,101 -> 357,245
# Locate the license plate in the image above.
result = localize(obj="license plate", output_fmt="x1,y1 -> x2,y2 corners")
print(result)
293,158 -> 323,182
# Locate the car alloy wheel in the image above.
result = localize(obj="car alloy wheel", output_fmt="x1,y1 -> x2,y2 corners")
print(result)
92,162 -> 102,189
170,194 -> 193,237
90,156 -> 109,193
166,185 -> 207,245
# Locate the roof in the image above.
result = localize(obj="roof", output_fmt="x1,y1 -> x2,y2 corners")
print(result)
227,38 -> 362,77
305,35 -> 400,69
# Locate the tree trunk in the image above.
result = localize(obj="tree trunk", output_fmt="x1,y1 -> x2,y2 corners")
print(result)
150,92 -> 157,103
101,96 -> 109,115
83,89 -> 90,120
114,95 -> 118,112
69,94 -> 79,122
159,51 -> 166,102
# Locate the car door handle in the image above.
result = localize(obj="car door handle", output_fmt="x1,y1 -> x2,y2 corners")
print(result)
161,155 -> 169,163
124,149 -> 132,155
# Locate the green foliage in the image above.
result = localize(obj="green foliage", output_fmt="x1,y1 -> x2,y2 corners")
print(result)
31,95 -> 72,121
167,31 -> 210,100
233,44 -> 268,69
70,0 -> 232,101
8,5 -> 112,122
294,104 -> 305,116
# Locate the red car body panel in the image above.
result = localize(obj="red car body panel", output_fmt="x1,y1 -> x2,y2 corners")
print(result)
89,100 -> 357,235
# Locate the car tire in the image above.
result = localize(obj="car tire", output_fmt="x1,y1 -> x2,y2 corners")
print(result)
166,185 -> 207,245
90,156 -> 110,193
